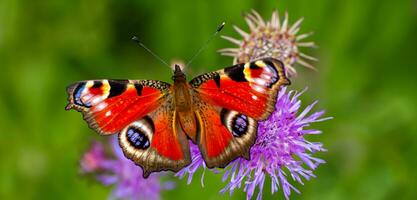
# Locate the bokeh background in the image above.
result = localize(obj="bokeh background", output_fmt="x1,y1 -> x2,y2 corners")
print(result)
1,0 -> 417,199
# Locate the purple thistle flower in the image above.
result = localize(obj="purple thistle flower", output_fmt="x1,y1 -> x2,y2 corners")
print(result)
175,142 -> 210,187
80,141 -> 106,173
176,87 -> 331,200
80,137 -> 174,200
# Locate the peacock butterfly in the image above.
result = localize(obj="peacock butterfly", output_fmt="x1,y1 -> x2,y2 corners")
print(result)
66,58 -> 290,177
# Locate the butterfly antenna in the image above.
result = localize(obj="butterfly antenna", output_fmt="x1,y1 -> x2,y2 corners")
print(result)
131,36 -> 171,68
186,22 -> 225,68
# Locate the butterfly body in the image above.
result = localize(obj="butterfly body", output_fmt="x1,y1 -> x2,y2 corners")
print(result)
170,65 -> 197,139
66,58 -> 290,177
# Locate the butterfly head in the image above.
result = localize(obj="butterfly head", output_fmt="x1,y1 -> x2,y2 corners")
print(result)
172,64 -> 186,82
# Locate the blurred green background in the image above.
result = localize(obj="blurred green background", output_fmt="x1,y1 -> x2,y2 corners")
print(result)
1,0 -> 417,199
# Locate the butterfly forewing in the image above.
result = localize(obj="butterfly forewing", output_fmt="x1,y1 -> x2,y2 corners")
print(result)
190,58 -> 290,120
66,79 -> 170,135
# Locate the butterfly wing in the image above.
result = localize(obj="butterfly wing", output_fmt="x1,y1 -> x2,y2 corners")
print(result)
118,96 -> 191,177
66,79 -> 170,135
193,100 -> 257,168
190,58 -> 290,167
191,58 -> 290,120
66,79 -> 191,177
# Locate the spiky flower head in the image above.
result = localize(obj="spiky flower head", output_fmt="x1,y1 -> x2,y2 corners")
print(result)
176,87 -> 330,200
219,10 -> 318,76
80,137 -> 174,200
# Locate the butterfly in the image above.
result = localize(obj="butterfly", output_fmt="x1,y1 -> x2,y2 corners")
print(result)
66,57 -> 290,178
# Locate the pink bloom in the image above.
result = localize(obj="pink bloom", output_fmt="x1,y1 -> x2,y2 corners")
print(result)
80,137 -> 174,200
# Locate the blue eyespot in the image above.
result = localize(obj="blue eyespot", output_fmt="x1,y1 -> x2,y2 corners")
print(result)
232,114 -> 249,137
126,127 -> 150,149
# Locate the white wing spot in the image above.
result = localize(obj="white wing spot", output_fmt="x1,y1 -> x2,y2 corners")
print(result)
254,78 -> 267,86
91,97 -> 104,105
95,102 -> 107,111
105,111 -> 112,117
81,94 -> 93,103
253,85 -> 265,93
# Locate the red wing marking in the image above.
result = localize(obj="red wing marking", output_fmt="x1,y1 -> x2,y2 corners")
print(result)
196,77 -> 269,119
93,86 -> 162,133
196,108 -> 232,157
151,112 -> 184,160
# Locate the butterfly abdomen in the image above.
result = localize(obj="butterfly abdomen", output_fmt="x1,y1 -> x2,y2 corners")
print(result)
172,76 -> 198,142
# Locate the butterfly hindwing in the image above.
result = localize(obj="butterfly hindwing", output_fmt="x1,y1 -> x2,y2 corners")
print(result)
118,97 -> 191,178
194,99 -> 257,168
190,58 -> 290,167
66,79 -> 170,135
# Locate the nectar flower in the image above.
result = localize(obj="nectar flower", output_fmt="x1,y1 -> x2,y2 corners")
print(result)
219,10 -> 318,76
80,137 -> 174,200
176,87 -> 331,200
80,141 -> 106,173
175,142 -> 208,186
